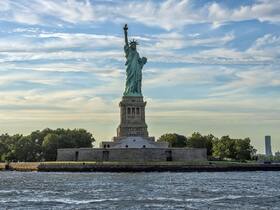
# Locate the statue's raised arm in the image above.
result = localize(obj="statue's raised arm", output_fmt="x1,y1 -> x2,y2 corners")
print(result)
123,24 -> 128,46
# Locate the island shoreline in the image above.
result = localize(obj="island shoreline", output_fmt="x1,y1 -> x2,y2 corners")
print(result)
1,162 -> 280,172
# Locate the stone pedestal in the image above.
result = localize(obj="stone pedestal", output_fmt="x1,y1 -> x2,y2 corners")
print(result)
114,96 -> 151,140
107,96 -> 167,148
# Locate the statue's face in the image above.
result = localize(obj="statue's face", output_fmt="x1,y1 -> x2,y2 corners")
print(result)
130,44 -> 136,50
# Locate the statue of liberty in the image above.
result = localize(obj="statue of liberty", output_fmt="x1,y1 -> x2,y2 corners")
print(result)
123,24 -> 147,96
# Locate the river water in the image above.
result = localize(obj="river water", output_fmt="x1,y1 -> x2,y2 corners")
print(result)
0,171 -> 280,209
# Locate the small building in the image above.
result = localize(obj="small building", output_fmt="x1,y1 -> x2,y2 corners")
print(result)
100,136 -> 168,149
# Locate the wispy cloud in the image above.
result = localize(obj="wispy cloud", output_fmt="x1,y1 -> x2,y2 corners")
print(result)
1,0 -> 280,29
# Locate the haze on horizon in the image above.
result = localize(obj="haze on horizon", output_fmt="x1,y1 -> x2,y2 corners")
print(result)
0,0 -> 279,153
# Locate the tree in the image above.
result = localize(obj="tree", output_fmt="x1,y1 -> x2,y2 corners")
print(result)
54,128 -> 93,148
213,136 -> 236,160
0,128 -> 95,162
205,134 -> 215,156
158,133 -> 187,147
213,136 -> 256,160
235,138 -> 256,161
42,133 -> 60,161
187,132 -> 215,156
187,132 -> 206,148
0,134 -> 10,161
42,129 -> 95,161
4,134 -> 23,162
71,129 -> 94,148
14,136 -> 36,162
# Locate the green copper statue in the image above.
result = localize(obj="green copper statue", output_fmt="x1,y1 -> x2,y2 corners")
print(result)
123,24 -> 147,96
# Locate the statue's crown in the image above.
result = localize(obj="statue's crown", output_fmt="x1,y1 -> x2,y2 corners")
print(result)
129,39 -> 138,46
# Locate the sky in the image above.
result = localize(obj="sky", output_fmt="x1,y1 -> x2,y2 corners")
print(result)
0,0 -> 279,153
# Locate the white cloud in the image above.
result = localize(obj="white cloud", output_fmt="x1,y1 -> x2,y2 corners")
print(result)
148,97 -> 280,115
0,32 -> 122,52
1,88 -> 279,124
0,50 -> 123,63
145,33 -> 280,65
0,71 -> 63,86
144,66 -> 231,87
0,0 -> 95,25
210,67 -> 280,97
0,1 -> 10,11
103,0 -> 280,30
0,87 -> 120,122
36,0 -> 94,23
231,0 -> 280,23
1,0 -> 279,30
149,32 -> 235,50
207,0 -> 280,25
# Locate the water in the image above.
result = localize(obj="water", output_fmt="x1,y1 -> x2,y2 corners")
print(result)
0,171 -> 280,210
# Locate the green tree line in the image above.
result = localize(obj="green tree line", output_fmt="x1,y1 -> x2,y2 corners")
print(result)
158,132 -> 257,161
0,129 -> 256,162
0,128 -> 95,162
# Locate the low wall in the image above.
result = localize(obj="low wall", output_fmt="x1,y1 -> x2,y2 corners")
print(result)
57,148 -> 207,162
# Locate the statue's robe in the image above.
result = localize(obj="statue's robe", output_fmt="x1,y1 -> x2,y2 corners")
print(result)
123,44 -> 145,96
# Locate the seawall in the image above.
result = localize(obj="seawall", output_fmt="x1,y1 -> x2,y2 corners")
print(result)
2,162 -> 280,172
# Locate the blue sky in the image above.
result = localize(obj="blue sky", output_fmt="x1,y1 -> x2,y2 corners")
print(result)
0,0 -> 280,153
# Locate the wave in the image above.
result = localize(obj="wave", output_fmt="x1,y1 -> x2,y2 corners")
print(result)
0,198 -> 121,205
0,194 -> 273,204
0,190 -> 31,194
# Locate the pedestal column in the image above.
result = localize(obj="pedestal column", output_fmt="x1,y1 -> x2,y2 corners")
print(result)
116,96 -> 149,139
